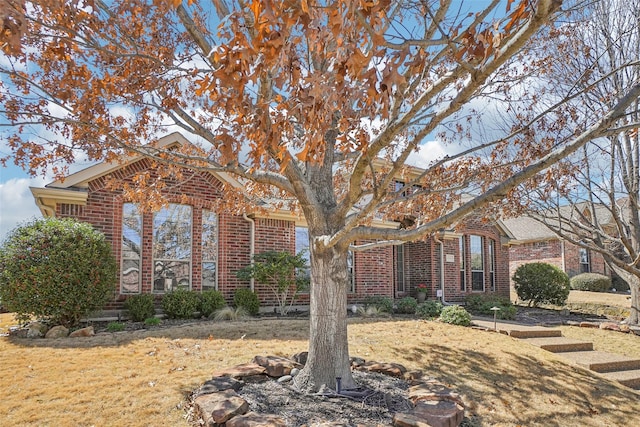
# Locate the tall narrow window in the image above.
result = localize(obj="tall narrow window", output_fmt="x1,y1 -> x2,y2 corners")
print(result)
296,226 -> 311,287
202,209 -> 218,290
153,204 -> 192,292
470,235 -> 485,291
396,244 -> 406,293
489,239 -> 496,291
459,237 -> 466,291
579,248 -> 590,273
347,250 -> 355,293
121,203 -> 142,294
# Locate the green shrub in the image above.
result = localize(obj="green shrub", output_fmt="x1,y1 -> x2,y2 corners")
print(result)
236,250 -> 309,315
124,294 -> 156,322
570,273 -> 611,292
107,322 -> 125,332
395,297 -> 418,314
213,306 -> 248,321
611,275 -> 630,292
439,305 -> 471,326
199,290 -> 226,317
416,300 -> 443,319
0,218 -> 117,327
464,294 -> 516,320
233,288 -> 260,316
512,262 -> 570,307
144,317 -> 162,326
161,289 -> 200,319
363,295 -> 394,313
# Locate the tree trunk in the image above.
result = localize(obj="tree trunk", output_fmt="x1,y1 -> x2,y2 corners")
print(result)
609,266 -> 639,325
294,245 -> 355,393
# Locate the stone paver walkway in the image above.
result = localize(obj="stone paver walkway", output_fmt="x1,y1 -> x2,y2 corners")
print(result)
472,318 -> 640,390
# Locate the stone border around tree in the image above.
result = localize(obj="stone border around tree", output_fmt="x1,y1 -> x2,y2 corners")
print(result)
190,353 -> 464,427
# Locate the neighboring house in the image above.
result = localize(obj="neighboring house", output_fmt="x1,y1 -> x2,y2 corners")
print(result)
30,132 -> 511,312
502,216 -> 609,285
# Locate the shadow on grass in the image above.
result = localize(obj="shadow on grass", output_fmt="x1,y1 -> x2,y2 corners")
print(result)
390,343 -> 637,427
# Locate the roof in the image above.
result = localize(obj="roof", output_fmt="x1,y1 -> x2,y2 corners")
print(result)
501,216 -> 559,243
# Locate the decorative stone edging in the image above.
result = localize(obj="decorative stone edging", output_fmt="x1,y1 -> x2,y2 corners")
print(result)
191,353 -> 464,427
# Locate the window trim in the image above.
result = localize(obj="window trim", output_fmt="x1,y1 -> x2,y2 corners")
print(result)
489,239 -> 496,292
152,204 -> 193,294
459,236 -> 466,292
201,209 -> 219,291
579,247 -> 591,273
470,235 -> 485,292
121,202 -> 142,294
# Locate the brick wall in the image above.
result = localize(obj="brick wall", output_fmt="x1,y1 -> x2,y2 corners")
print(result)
352,243 -> 394,303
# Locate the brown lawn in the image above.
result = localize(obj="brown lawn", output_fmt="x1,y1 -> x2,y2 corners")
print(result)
1,304 -> 639,427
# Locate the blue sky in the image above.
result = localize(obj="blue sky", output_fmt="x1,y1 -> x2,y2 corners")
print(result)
0,0 -> 509,242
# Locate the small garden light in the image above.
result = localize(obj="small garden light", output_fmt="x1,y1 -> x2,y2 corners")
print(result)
490,306 -> 501,331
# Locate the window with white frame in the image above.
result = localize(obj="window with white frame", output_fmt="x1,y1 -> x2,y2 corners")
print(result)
579,247 -> 590,273
295,226 -> 311,288
201,209 -> 218,290
153,204 -> 192,293
347,249 -> 355,293
396,244 -> 406,293
470,235 -> 485,291
489,239 -> 496,291
121,203 -> 142,293
459,236 -> 466,291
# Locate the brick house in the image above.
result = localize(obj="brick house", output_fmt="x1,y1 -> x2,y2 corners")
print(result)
30,132 -> 512,311
502,216 -> 609,286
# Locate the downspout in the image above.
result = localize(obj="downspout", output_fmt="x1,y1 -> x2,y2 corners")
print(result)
434,234 -> 448,305
243,214 -> 255,292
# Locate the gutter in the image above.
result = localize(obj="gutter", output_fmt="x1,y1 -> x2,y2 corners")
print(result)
243,213 -> 255,291
434,234 -> 448,305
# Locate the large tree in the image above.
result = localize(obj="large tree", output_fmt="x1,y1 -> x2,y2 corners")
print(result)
517,0 -> 640,325
1,0 -> 639,391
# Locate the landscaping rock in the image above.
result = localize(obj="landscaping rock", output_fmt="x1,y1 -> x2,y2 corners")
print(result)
393,411 -> 435,427
619,324 -> 631,333
355,361 -> 407,378
600,322 -> 621,332
45,325 -> 69,338
225,411 -> 287,427
69,326 -> 95,337
195,377 -> 244,397
252,355 -> 301,377
27,321 -> 47,338
411,400 -> 464,427
580,321 -> 600,328
277,375 -> 292,383
291,351 -> 308,366
290,368 -> 300,377
194,389 -> 249,426
213,363 -> 267,379
408,380 -> 464,408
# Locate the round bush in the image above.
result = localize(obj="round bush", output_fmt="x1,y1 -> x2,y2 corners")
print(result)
570,273 -> 611,292
234,288 -> 260,316
161,289 -> 200,319
395,297 -> 418,314
0,218 -> 117,327
512,262 -> 570,307
363,295 -> 394,313
124,294 -> 156,322
199,290 -> 226,317
416,300 -> 443,319
438,305 -> 471,326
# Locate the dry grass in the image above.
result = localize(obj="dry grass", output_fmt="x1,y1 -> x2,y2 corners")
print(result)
567,290 -> 631,307
1,310 -> 639,427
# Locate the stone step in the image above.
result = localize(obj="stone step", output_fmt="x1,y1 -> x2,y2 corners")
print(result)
600,369 -> 640,390
556,351 -> 640,373
520,336 -> 593,353
508,328 -> 563,339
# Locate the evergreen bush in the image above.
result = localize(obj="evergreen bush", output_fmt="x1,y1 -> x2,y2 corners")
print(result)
0,218 -> 117,327
233,288 -> 260,316
570,273 -> 611,292
395,297 -> 418,314
124,294 -> 156,322
439,305 -> 471,326
512,262 -> 570,307
199,290 -> 226,317
415,300 -> 443,319
161,289 -> 200,319
464,294 -> 517,320
363,295 -> 394,313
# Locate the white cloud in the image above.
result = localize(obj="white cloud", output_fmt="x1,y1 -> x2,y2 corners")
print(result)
407,140 -> 450,168
0,177 -> 46,242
